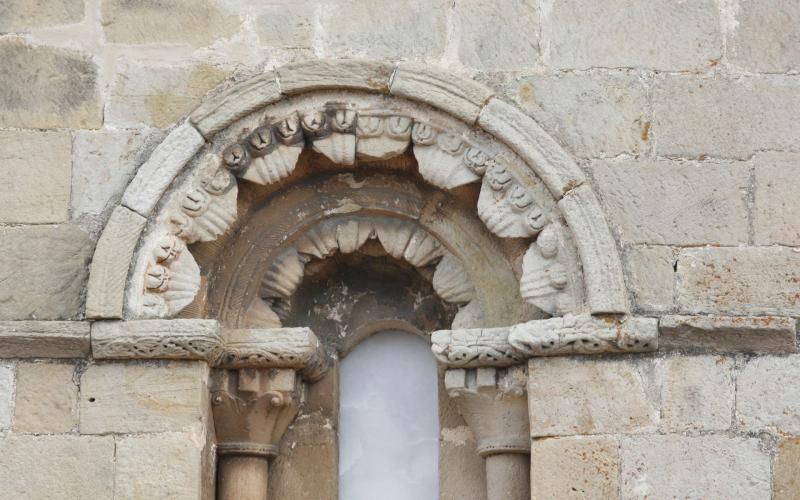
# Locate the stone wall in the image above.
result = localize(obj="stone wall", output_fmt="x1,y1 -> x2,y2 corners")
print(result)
0,0 -> 798,498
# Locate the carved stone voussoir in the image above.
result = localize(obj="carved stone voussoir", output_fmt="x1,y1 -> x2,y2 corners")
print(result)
508,314 -> 658,356
91,319 -> 222,361
431,327 -> 522,368
216,328 -> 328,381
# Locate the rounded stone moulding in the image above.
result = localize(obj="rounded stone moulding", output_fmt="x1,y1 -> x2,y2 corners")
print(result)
85,59 -> 631,344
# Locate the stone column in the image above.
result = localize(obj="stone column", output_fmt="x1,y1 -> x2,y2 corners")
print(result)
444,366 -> 530,500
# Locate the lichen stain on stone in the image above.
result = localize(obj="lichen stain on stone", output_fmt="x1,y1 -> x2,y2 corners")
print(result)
640,120 -> 651,142
518,82 -> 535,105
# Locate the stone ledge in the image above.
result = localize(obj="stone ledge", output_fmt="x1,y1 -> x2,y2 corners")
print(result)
278,59 -> 395,96
659,315 -> 797,353
0,322 -> 90,358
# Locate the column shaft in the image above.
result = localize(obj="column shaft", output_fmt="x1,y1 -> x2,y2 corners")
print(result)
217,456 -> 270,500
485,453 -> 530,500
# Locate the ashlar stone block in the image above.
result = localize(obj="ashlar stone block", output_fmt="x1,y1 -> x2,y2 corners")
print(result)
0,364 -> 14,432
79,361 -> 210,434
658,355 -> 733,432
528,357 -> 657,437
0,0 -> 84,31
754,152 -> 800,246
623,246 -> 675,312
737,355 -> 800,434
531,436 -> 620,498
14,362 -> 78,434
115,433 -> 204,499
729,0 -> 800,73
774,437 -> 800,500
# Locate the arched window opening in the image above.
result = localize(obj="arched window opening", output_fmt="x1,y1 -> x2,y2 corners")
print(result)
339,330 -> 439,500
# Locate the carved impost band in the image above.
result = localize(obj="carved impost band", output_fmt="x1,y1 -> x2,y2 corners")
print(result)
210,368 -> 303,460
444,366 -> 530,457
431,314 -> 658,367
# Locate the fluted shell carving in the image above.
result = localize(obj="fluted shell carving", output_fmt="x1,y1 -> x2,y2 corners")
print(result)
262,248 -> 306,300
356,113 -> 412,160
303,105 -> 357,165
142,233 -> 201,317
373,219 -> 444,267
477,160 -> 547,238
520,223 -> 582,316
227,113 -> 305,185
412,123 -> 482,189
167,169 -> 238,244
432,253 -> 474,304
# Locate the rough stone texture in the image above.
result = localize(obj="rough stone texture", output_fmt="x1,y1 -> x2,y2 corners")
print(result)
317,0 -> 448,59
528,357 -> 657,437
659,315 -> 797,353
0,321 -> 90,358
515,74 -> 648,158
108,60 -> 230,128
676,247 -> 800,316
390,63 -> 494,124
0,130 -> 72,224
658,356 -> 733,432
0,364 -> 14,432
542,0 -> 721,71
115,433 -> 204,499
453,0 -> 539,71
620,435 -> 770,499
278,59 -> 394,95
120,122 -> 206,217
0,225 -> 94,320
729,0 -> 800,73
14,362 -> 78,434
754,152 -> 800,246
737,355 -> 800,433
0,0 -> 84,31
774,437 -> 800,500
101,0 -> 240,46
623,246 -> 675,312
653,76 -> 800,159
0,37 -> 101,129
530,436 -> 620,498
85,206 -> 147,319
593,158 -> 750,245
254,4 -> 314,49
0,435 -> 115,498
71,129 -> 162,230
79,361 -> 209,434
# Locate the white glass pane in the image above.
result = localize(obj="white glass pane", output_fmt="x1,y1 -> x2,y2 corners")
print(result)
338,330 -> 439,500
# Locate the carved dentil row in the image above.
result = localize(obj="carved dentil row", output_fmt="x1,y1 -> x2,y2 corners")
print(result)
131,99 -> 583,321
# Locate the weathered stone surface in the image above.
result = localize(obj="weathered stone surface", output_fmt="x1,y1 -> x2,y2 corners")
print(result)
0,435 -> 114,498
101,0 -> 240,46
317,0 -> 448,59
108,60 -> 229,128
620,435 -> 769,499
729,0 -> 800,73
390,63 -> 494,124
659,315 -> 797,353
754,152 -> 800,246
0,225 -> 93,320
0,37 -> 101,128
279,59 -> 394,95
439,428 -> 486,500
85,206 -> 147,319
528,357 -> 657,437
593,158 -> 749,245
653,76 -> 800,158
623,246 -> 675,312
115,433 -> 204,499
530,436 -> 619,498
80,361 -> 209,434
658,356 -> 733,432
92,319 -> 221,361
453,0 -> 539,71
676,247 -> 800,316
190,72 -> 280,138
478,98 -> 585,197
558,185 -> 628,314
0,130 -> 71,224
71,129 -> 162,229
542,0 -> 721,71
121,122 -> 206,217
0,0 -> 84,31
0,321 -> 90,358
774,437 -> 800,500
254,4 -> 314,49
0,364 -> 13,431
737,355 -> 800,433
516,74 -> 648,158
14,362 -> 77,434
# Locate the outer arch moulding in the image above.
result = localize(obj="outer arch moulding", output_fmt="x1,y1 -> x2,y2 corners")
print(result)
85,59 -> 629,334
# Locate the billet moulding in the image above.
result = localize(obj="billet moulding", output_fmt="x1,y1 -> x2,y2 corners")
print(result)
356,112 -> 412,160
477,159 -> 548,238
411,122 -> 481,189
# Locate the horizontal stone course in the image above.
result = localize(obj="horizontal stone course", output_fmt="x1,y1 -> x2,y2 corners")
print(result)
659,315 -> 797,353
0,322 -> 90,358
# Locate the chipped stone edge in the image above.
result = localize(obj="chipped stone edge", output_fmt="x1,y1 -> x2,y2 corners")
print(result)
86,206 -> 147,320
0,322 -> 91,358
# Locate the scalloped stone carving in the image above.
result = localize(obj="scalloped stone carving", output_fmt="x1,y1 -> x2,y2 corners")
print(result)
356,112 -> 412,160
141,233 -> 201,317
412,123 -> 481,189
432,253 -> 475,304
477,159 -> 547,238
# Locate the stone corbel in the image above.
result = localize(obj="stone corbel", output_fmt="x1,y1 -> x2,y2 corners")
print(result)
445,366 -> 530,500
